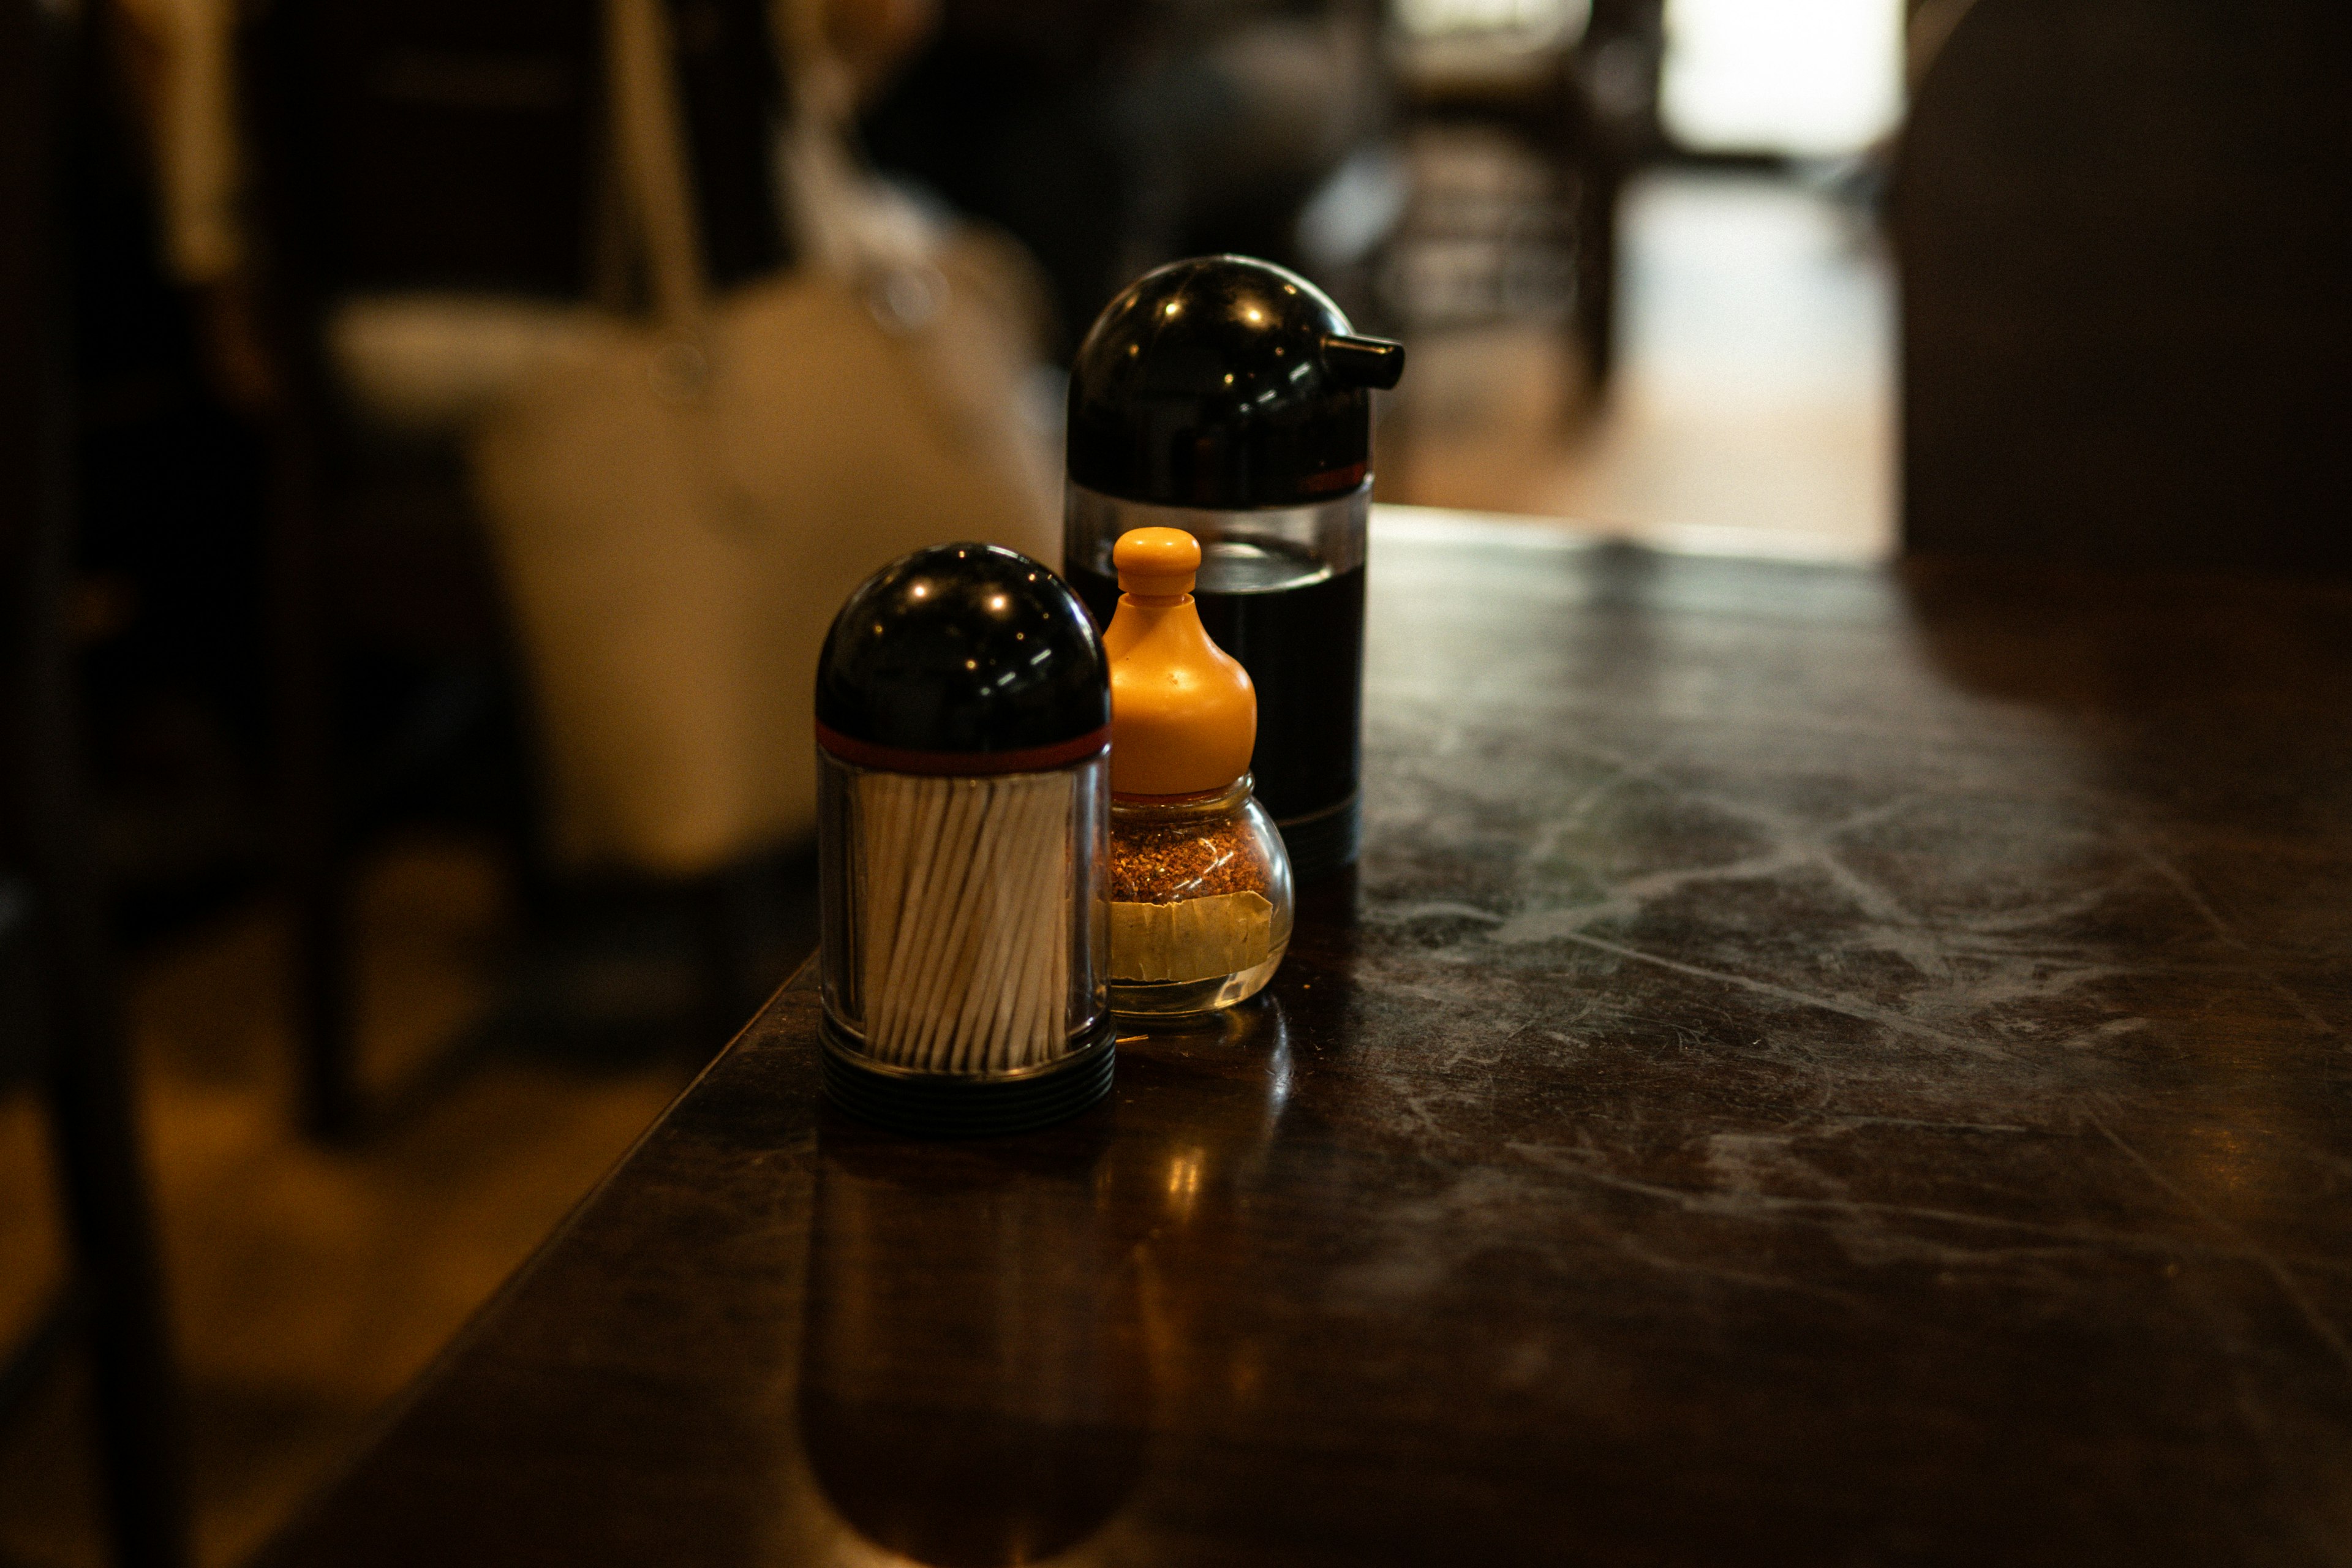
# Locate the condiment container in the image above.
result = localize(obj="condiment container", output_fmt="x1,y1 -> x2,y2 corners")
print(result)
1102,527 -> 1294,1015
814,543 -> 1112,1134
1065,255 -> 1404,882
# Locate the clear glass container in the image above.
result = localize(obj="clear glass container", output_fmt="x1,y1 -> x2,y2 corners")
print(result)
1106,775 -> 1294,1016
818,748 -> 1109,1075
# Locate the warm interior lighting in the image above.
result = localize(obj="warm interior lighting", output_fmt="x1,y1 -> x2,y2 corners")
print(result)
1166,1151 -> 1204,1219
1394,0 -> 1589,45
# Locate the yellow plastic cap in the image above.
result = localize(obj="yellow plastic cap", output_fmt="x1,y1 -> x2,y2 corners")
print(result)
1103,529 -> 1256,795
1114,526 -> 1200,601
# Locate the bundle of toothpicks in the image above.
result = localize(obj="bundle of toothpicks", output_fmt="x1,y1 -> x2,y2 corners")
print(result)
854,771 -> 1073,1072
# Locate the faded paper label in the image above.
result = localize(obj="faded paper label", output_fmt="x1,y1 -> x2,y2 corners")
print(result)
1109,892 -> 1275,984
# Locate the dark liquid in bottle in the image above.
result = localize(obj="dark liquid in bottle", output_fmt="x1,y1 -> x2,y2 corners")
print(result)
1072,540 -> 1363,862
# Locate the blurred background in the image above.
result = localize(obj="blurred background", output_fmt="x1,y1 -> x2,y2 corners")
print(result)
3,0 -> 2343,1562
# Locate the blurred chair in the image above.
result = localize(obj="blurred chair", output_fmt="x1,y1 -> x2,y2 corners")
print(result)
1381,0 -> 1656,391
1896,0 -> 2352,573
1,2 -> 192,1562
238,0 -> 793,1137
861,0 -> 1393,349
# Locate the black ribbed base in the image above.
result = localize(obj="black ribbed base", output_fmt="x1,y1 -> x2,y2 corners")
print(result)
1276,794 -> 1360,883
820,1017 -> 1117,1137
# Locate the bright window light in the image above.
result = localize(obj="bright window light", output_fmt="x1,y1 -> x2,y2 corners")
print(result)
1660,0 -> 1904,157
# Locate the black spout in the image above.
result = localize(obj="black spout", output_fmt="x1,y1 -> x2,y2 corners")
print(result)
1321,334 -> 1406,390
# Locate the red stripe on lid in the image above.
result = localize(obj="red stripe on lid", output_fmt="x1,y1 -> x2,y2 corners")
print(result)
815,722 -> 1109,777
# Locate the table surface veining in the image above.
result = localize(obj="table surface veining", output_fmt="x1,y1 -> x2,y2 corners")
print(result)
265,514 -> 2352,1567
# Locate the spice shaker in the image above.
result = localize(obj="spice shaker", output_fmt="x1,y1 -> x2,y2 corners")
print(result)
1066,255 -> 1404,883
1103,527 -> 1294,1016
814,543 -> 1113,1135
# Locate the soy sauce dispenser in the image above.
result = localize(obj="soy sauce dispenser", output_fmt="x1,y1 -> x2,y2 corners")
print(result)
1065,256 -> 1404,881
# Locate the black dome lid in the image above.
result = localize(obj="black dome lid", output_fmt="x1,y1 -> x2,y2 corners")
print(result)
816,544 -> 1107,757
1067,255 -> 1404,510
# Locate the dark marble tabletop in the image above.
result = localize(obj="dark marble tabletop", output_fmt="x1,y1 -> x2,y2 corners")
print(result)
265,513 -> 2352,1567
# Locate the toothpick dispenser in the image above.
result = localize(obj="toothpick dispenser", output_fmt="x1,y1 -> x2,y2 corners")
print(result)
814,544 -> 1113,1136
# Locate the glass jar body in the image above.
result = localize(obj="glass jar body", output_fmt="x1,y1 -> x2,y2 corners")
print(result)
1106,778 -> 1294,1016
1066,481 -> 1368,881
818,748 -> 1109,1075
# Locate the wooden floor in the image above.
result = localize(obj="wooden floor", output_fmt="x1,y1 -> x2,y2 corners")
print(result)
1384,167 -> 1893,561
0,840 -> 716,1568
